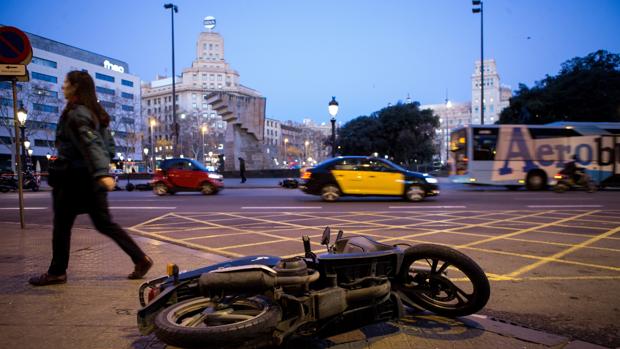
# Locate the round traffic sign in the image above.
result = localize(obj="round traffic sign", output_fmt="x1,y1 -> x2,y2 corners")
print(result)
0,26 -> 33,65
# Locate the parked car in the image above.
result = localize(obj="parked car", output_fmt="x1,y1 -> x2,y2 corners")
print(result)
299,156 -> 439,202
152,158 -> 223,196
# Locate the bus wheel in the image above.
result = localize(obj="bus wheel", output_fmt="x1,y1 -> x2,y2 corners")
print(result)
526,171 -> 547,191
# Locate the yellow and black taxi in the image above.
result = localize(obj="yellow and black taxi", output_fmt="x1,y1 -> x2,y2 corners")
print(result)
299,156 -> 440,202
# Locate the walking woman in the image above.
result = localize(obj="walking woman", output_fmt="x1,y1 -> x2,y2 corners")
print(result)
29,71 -> 153,286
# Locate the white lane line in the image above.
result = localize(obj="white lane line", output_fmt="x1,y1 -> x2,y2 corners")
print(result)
109,206 -> 176,210
241,206 -> 323,210
527,204 -> 604,208
389,205 -> 467,209
0,207 -> 48,210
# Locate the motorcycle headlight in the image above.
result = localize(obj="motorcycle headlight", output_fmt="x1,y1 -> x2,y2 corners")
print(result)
425,177 -> 438,184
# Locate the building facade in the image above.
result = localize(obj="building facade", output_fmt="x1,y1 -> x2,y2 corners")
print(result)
142,25 -> 262,165
420,101 -> 472,164
471,59 -> 511,125
0,30 -> 142,172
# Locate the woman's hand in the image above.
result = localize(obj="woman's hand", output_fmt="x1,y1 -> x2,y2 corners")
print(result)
97,176 -> 116,191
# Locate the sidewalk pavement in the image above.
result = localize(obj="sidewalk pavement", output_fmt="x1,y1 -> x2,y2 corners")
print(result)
0,222 -> 608,349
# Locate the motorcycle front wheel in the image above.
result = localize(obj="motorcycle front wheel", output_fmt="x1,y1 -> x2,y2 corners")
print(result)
397,244 -> 490,317
154,295 -> 282,349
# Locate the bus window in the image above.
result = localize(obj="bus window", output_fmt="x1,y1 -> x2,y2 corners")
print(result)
473,128 -> 498,161
450,129 -> 467,175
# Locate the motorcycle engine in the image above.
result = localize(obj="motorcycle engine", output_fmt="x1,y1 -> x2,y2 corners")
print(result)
274,257 -> 309,294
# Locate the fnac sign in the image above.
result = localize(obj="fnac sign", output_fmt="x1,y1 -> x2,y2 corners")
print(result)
0,26 -> 33,65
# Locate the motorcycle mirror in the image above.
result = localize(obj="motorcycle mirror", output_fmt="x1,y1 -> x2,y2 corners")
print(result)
321,227 -> 331,245
336,230 -> 344,241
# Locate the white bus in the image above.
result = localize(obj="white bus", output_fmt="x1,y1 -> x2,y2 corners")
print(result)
449,122 -> 620,190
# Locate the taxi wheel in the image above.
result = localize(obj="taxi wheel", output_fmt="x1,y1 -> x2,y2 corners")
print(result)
405,185 -> 425,202
153,182 -> 168,196
201,182 -> 216,195
321,185 -> 341,202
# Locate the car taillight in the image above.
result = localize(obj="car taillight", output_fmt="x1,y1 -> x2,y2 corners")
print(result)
553,174 -> 566,180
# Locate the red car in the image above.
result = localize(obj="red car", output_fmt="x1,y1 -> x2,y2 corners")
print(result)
152,158 -> 223,196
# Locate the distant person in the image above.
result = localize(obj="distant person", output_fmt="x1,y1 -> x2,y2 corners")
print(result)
28,71 -> 153,287
560,155 -> 581,183
239,157 -> 247,183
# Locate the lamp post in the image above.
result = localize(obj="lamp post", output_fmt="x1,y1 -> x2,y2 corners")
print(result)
328,96 -> 339,158
17,106 -> 28,172
164,3 -> 179,155
201,125 -> 208,165
283,137 -> 289,166
472,0 -> 484,125
149,118 -> 156,171
304,140 -> 309,165
445,98 -> 452,164
143,148 -> 149,171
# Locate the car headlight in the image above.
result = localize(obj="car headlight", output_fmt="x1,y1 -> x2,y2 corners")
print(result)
208,173 -> 223,180
425,177 -> 438,184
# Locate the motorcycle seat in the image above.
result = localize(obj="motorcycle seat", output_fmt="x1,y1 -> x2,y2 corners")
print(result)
339,236 -> 395,254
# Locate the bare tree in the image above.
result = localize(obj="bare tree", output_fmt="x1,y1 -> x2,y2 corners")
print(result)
178,109 -> 224,162
0,81 -> 60,171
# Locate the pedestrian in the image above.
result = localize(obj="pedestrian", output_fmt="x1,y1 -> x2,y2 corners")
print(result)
238,157 -> 246,183
28,71 -> 153,286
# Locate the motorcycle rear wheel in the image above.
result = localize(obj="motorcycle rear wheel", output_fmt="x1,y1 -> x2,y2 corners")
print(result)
397,244 -> 490,317
154,295 -> 282,349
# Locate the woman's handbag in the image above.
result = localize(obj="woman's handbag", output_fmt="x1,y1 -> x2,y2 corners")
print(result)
47,158 -> 69,187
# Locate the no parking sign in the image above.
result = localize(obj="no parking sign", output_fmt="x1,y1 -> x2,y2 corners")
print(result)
0,26 -> 32,79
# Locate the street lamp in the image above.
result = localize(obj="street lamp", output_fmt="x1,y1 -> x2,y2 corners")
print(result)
328,96 -> 339,158
143,147 -> 149,171
149,118 -> 157,170
304,140 -> 309,165
284,137 -> 289,165
445,98 -> 453,164
164,3 -> 179,155
17,104 -> 28,171
472,0 -> 484,125
201,125 -> 208,164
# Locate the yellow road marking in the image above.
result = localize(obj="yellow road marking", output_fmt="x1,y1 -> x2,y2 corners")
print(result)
457,210 -> 596,248
505,225 -> 620,278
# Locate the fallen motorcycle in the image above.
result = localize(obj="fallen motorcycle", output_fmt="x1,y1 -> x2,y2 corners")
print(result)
137,227 -> 490,348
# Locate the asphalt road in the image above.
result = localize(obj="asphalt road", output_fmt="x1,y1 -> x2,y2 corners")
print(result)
1,184 -> 619,347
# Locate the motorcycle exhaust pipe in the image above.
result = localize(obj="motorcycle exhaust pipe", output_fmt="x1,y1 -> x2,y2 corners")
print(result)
346,281 -> 391,303
199,269 -> 320,295
199,270 -> 277,295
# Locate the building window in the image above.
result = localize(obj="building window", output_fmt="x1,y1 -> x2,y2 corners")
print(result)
34,88 -> 58,98
95,72 -> 115,82
32,72 -> 57,83
121,92 -> 134,99
32,56 -> 57,69
32,103 -> 59,113
121,79 -> 134,87
34,139 -> 55,147
96,86 -> 115,95
121,117 -> 134,124
100,100 -> 115,109
1,97 -> 12,107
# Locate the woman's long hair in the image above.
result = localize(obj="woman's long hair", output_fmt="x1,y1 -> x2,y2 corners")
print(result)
62,70 -> 111,127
